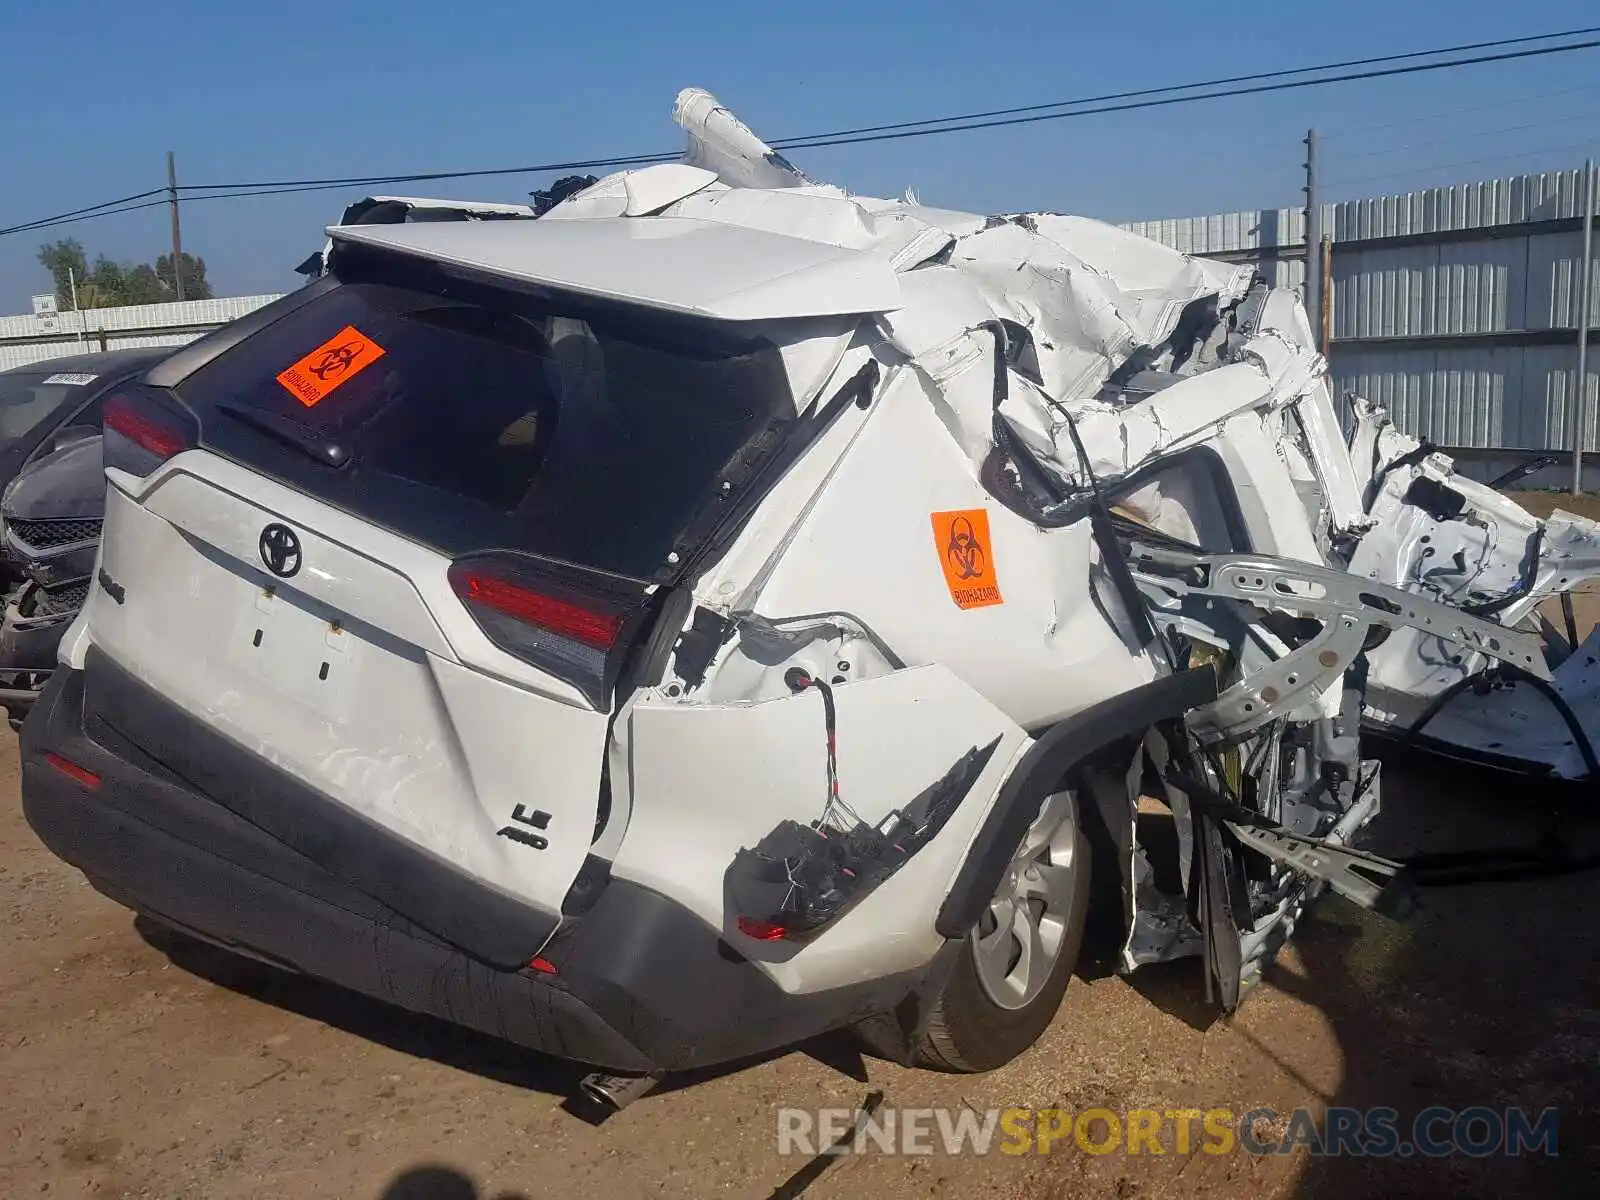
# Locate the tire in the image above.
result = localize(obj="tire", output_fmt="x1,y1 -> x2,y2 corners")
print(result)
911,790 -> 1092,1073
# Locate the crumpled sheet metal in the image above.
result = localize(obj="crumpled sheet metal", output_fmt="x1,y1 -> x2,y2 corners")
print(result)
1348,399 -> 1600,777
674,88 -> 812,191
559,91 -> 1265,427
945,216 -> 1253,402
672,187 -> 956,271
549,88 -> 1600,780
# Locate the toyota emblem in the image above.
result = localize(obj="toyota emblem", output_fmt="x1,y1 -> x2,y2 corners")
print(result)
259,523 -> 303,578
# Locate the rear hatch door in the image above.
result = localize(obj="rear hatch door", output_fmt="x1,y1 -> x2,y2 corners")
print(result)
89,252 -> 800,965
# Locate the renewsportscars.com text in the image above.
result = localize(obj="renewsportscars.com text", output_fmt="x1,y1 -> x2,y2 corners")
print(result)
777,1105 -> 1559,1158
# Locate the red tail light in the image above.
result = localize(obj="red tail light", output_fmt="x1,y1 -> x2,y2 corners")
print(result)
44,752 -> 101,790
736,917 -> 790,942
103,390 -> 196,470
452,570 -> 624,650
447,554 -> 648,708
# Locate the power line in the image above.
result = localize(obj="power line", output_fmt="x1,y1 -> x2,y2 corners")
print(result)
767,24 -> 1600,145
764,37 -> 1600,152
176,151 -> 679,195
174,25 -> 1600,194
1,188 -> 168,237
3,198 -> 171,238
0,155 -> 678,238
1336,111 -> 1599,161
1325,82 -> 1600,138
6,29 -> 1600,239
1327,142 -> 1597,189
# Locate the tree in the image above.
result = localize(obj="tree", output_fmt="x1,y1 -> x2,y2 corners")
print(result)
156,252 -> 213,301
36,239 -> 213,308
71,282 -> 116,310
87,254 -> 129,304
37,239 -> 88,308
115,263 -> 168,306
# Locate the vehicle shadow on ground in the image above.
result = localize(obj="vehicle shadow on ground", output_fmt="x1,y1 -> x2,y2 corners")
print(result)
1122,958 -> 1222,1033
1275,757 -> 1600,1196
1057,754 -> 1600,1197
135,917 -> 867,1115
135,917 -> 591,1101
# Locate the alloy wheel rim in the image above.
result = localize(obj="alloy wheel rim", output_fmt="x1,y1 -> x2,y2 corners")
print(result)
971,790 -> 1079,1011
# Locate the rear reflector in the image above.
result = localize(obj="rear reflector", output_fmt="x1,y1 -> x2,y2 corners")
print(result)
451,570 -> 623,650
102,396 -> 194,467
44,752 -> 101,790
736,917 -> 790,942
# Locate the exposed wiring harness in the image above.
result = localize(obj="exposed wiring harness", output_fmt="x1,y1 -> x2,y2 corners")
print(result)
723,667 -> 1000,940
781,670 -> 867,833
1391,662 -> 1599,780
977,321 -> 1165,661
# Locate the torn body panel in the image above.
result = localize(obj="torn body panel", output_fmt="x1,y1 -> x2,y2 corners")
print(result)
551,89 -> 1457,1013
1345,398 -> 1600,778
616,665 -> 1031,994
504,89 -> 1596,1023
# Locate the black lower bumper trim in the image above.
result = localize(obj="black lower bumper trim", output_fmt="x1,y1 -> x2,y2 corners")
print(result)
937,667 -> 1219,938
21,664 -> 944,1073
24,761 -> 654,1072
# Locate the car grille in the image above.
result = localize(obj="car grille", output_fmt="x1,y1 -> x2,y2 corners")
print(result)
35,580 -> 91,615
7,518 -> 102,551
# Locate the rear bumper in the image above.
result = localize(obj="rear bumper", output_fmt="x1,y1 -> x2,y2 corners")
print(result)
21,663 -> 937,1073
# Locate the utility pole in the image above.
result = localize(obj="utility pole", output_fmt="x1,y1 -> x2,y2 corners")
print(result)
1304,128 -> 1323,352
1573,158 -> 1596,497
68,266 -> 84,349
167,150 -> 185,302
1321,235 -> 1334,353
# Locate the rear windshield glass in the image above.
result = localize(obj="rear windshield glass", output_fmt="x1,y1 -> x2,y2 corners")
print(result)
0,375 -> 83,443
174,255 -> 798,578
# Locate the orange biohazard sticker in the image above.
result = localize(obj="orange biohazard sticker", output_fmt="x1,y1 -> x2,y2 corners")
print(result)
275,325 -> 386,407
931,508 -> 1003,610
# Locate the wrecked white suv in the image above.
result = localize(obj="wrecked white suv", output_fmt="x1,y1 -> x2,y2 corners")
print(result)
21,90 -> 1598,1107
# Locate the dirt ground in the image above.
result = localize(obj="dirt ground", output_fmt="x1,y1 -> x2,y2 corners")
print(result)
2,740 -> 1597,1199
1504,489 -> 1600,523
0,489 -> 1595,1199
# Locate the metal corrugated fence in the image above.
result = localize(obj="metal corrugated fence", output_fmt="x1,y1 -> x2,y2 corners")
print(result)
0,333 -> 203,372
5,170 -> 1596,452
1329,345 -> 1599,453
0,294 -> 283,373
1122,167 -> 1600,452
0,294 -> 280,341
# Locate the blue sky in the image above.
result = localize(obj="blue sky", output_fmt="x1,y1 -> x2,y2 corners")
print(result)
2,1 -> 1598,312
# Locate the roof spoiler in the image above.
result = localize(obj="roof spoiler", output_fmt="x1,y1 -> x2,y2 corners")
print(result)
295,195 -> 540,280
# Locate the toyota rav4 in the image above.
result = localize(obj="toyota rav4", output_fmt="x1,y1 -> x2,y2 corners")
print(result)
21,90 -> 1597,1107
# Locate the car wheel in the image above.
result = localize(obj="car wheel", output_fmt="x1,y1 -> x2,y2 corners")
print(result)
912,788 -> 1091,1072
